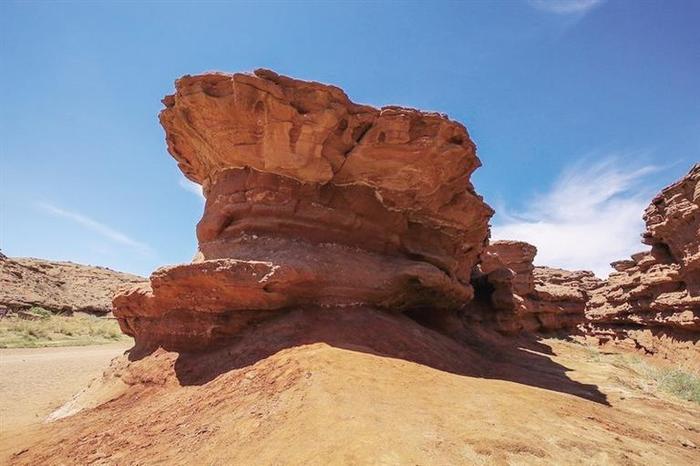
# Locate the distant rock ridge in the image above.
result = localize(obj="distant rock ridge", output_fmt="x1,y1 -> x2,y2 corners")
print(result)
114,69 -> 493,350
0,256 -> 144,315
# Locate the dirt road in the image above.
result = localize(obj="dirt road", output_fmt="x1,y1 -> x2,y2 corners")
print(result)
0,343 -> 131,434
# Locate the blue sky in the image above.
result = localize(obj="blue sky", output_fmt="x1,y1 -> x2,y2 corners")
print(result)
1,0 -> 698,277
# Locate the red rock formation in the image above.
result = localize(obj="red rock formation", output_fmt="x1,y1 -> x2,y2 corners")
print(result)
114,69 -> 493,349
467,241 -> 602,333
643,163 -> 700,294
585,164 -> 700,359
531,267 -> 602,332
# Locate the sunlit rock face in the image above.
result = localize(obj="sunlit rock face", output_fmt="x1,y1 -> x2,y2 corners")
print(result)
585,164 -> 700,359
642,163 -> 700,294
114,69 -> 493,350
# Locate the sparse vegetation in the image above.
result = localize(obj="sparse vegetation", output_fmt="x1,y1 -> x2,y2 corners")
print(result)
0,310 -> 131,348
28,306 -> 52,318
637,363 -> 700,404
566,340 -> 700,404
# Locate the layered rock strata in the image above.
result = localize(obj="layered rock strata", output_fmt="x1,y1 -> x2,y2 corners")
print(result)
468,241 -> 602,333
531,266 -> 603,331
114,69 -> 493,350
643,163 -> 700,294
585,164 -> 700,358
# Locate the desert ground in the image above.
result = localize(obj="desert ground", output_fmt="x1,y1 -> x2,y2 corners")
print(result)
1,310 -> 697,465
0,342 -> 130,459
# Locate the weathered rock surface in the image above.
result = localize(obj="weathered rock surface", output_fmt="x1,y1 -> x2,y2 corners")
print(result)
467,241 -> 602,333
643,163 -> 700,293
0,256 -> 144,315
115,69 -> 493,349
585,164 -> 700,359
530,266 -> 603,331
162,70 -> 492,281
114,251 -> 470,350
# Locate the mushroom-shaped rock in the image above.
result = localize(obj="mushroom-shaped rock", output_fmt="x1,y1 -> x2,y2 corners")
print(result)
114,70 -> 493,350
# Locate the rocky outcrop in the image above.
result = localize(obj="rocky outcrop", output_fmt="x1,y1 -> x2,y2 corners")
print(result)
467,241 -> 602,333
531,267 -> 603,331
162,70 -> 492,282
0,256 -> 144,315
110,69 -> 698,358
585,164 -> 700,359
643,164 -> 700,294
115,69 -> 493,350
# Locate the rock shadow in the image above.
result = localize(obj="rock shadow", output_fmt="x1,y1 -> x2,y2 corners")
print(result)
128,306 -> 609,405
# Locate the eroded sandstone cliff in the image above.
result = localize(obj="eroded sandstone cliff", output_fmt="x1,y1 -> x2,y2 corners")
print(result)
585,164 -> 700,359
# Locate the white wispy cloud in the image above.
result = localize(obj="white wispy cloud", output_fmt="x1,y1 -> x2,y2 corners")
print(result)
179,177 -> 205,201
491,157 -> 658,277
528,0 -> 604,15
37,202 -> 152,254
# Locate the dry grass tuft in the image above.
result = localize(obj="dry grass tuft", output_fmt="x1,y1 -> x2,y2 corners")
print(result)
567,339 -> 700,404
0,308 -> 130,348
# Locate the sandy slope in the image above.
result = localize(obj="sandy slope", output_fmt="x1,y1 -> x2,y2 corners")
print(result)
2,309 -> 698,465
